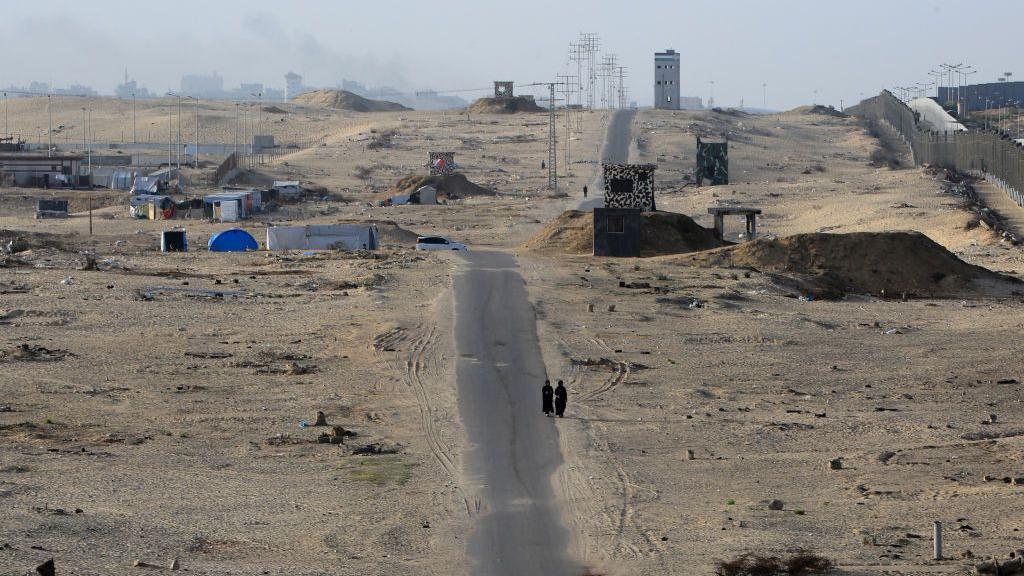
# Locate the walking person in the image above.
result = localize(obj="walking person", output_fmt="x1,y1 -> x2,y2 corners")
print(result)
542,380 -> 554,416
554,380 -> 568,418
583,184 -> 588,198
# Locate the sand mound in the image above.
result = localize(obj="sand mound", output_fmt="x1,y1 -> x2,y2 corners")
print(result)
262,105 -> 288,114
468,96 -> 545,114
291,89 -> 411,112
523,211 -> 593,253
794,104 -> 848,118
386,173 -> 495,200
679,232 -> 1020,298
522,210 -> 725,256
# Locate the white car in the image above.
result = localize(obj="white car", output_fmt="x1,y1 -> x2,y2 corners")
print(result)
415,235 -> 467,251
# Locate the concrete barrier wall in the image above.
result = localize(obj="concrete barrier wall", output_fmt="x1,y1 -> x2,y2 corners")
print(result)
849,91 -> 1024,208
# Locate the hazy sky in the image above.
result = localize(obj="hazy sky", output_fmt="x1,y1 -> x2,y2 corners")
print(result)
1,0 -> 1019,109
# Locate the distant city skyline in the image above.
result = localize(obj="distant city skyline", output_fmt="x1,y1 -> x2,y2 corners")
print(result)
0,0 -> 1020,109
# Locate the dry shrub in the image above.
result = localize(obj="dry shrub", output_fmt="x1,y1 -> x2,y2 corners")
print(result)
786,552 -> 834,576
715,552 -> 833,576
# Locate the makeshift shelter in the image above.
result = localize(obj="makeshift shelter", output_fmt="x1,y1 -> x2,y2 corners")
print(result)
267,224 -> 379,251
203,191 -> 258,222
129,195 -> 175,219
272,181 -> 301,200
130,176 -> 161,194
413,185 -> 438,205
208,229 -> 259,252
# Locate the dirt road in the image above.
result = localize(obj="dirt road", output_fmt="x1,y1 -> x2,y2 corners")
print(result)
579,108 -> 636,212
454,251 -> 579,575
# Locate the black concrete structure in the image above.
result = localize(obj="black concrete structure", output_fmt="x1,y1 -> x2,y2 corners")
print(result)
593,207 -> 641,257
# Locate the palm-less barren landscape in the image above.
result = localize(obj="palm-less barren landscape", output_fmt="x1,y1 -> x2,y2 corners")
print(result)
4,62 -> 1024,576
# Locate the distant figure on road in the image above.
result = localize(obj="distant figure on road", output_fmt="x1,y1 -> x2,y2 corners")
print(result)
541,160 -> 546,170
554,380 -> 568,418
583,185 -> 588,198
542,380 -> 554,416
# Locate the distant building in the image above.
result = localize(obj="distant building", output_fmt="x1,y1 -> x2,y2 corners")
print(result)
654,49 -> 680,110
679,96 -> 704,110
938,81 -> 1024,112
237,83 -> 264,96
115,71 -> 153,99
181,72 -> 224,98
55,84 -> 98,97
285,72 -> 308,100
342,79 -> 368,95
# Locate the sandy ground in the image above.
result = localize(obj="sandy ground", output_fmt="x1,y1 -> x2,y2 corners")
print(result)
4,99 -> 1024,576
522,108 -> 1024,575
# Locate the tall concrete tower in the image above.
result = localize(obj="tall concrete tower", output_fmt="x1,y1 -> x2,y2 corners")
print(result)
285,72 -> 303,100
654,49 -> 680,110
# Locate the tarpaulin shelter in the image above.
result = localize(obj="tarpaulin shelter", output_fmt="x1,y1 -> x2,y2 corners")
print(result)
207,229 -> 259,252
267,224 -> 379,251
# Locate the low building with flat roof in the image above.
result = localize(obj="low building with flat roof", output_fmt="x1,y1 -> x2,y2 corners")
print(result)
0,154 -> 83,187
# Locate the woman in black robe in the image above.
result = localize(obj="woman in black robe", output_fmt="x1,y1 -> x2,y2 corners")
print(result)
542,380 -> 554,416
554,380 -> 568,417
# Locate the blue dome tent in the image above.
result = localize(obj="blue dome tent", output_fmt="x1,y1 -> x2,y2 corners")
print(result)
207,229 -> 259,252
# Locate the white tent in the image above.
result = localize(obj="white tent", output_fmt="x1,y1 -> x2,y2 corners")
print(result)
267,224 -> 379,251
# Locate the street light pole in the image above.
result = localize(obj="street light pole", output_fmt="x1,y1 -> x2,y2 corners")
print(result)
186,96 -> 198,168
2,91 -> 7,139
132,91 -> 136,144
47,94 -> 52,157
167,106 -> 172,174
87,108 -> 91,177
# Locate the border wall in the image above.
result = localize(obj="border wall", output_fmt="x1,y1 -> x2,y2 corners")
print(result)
848,90 -> 1024,207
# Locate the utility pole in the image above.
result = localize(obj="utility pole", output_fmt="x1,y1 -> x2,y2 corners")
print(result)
47,94 -> 52,157
82,107 -> 87,168
569,41 -> 584,125
252,91 -> 262,165
132,92 -> 136,144
762,83 -> 767,109
548,83 -> 557,189
167,106 -> 172,173
579,33 -> 600,109
87,108 -> 91,177
617,66 -> 626,109
234,102 -> 239,157
557,74 -> 577,169
2,92 -> 7,139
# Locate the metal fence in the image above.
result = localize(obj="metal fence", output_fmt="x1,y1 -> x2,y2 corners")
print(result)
848,90 -> 1024,207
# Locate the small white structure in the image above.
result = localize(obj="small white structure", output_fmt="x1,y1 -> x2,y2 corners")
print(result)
267,224 -> 379,251
909,97 -> 966,134
415,185 -> 438,205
